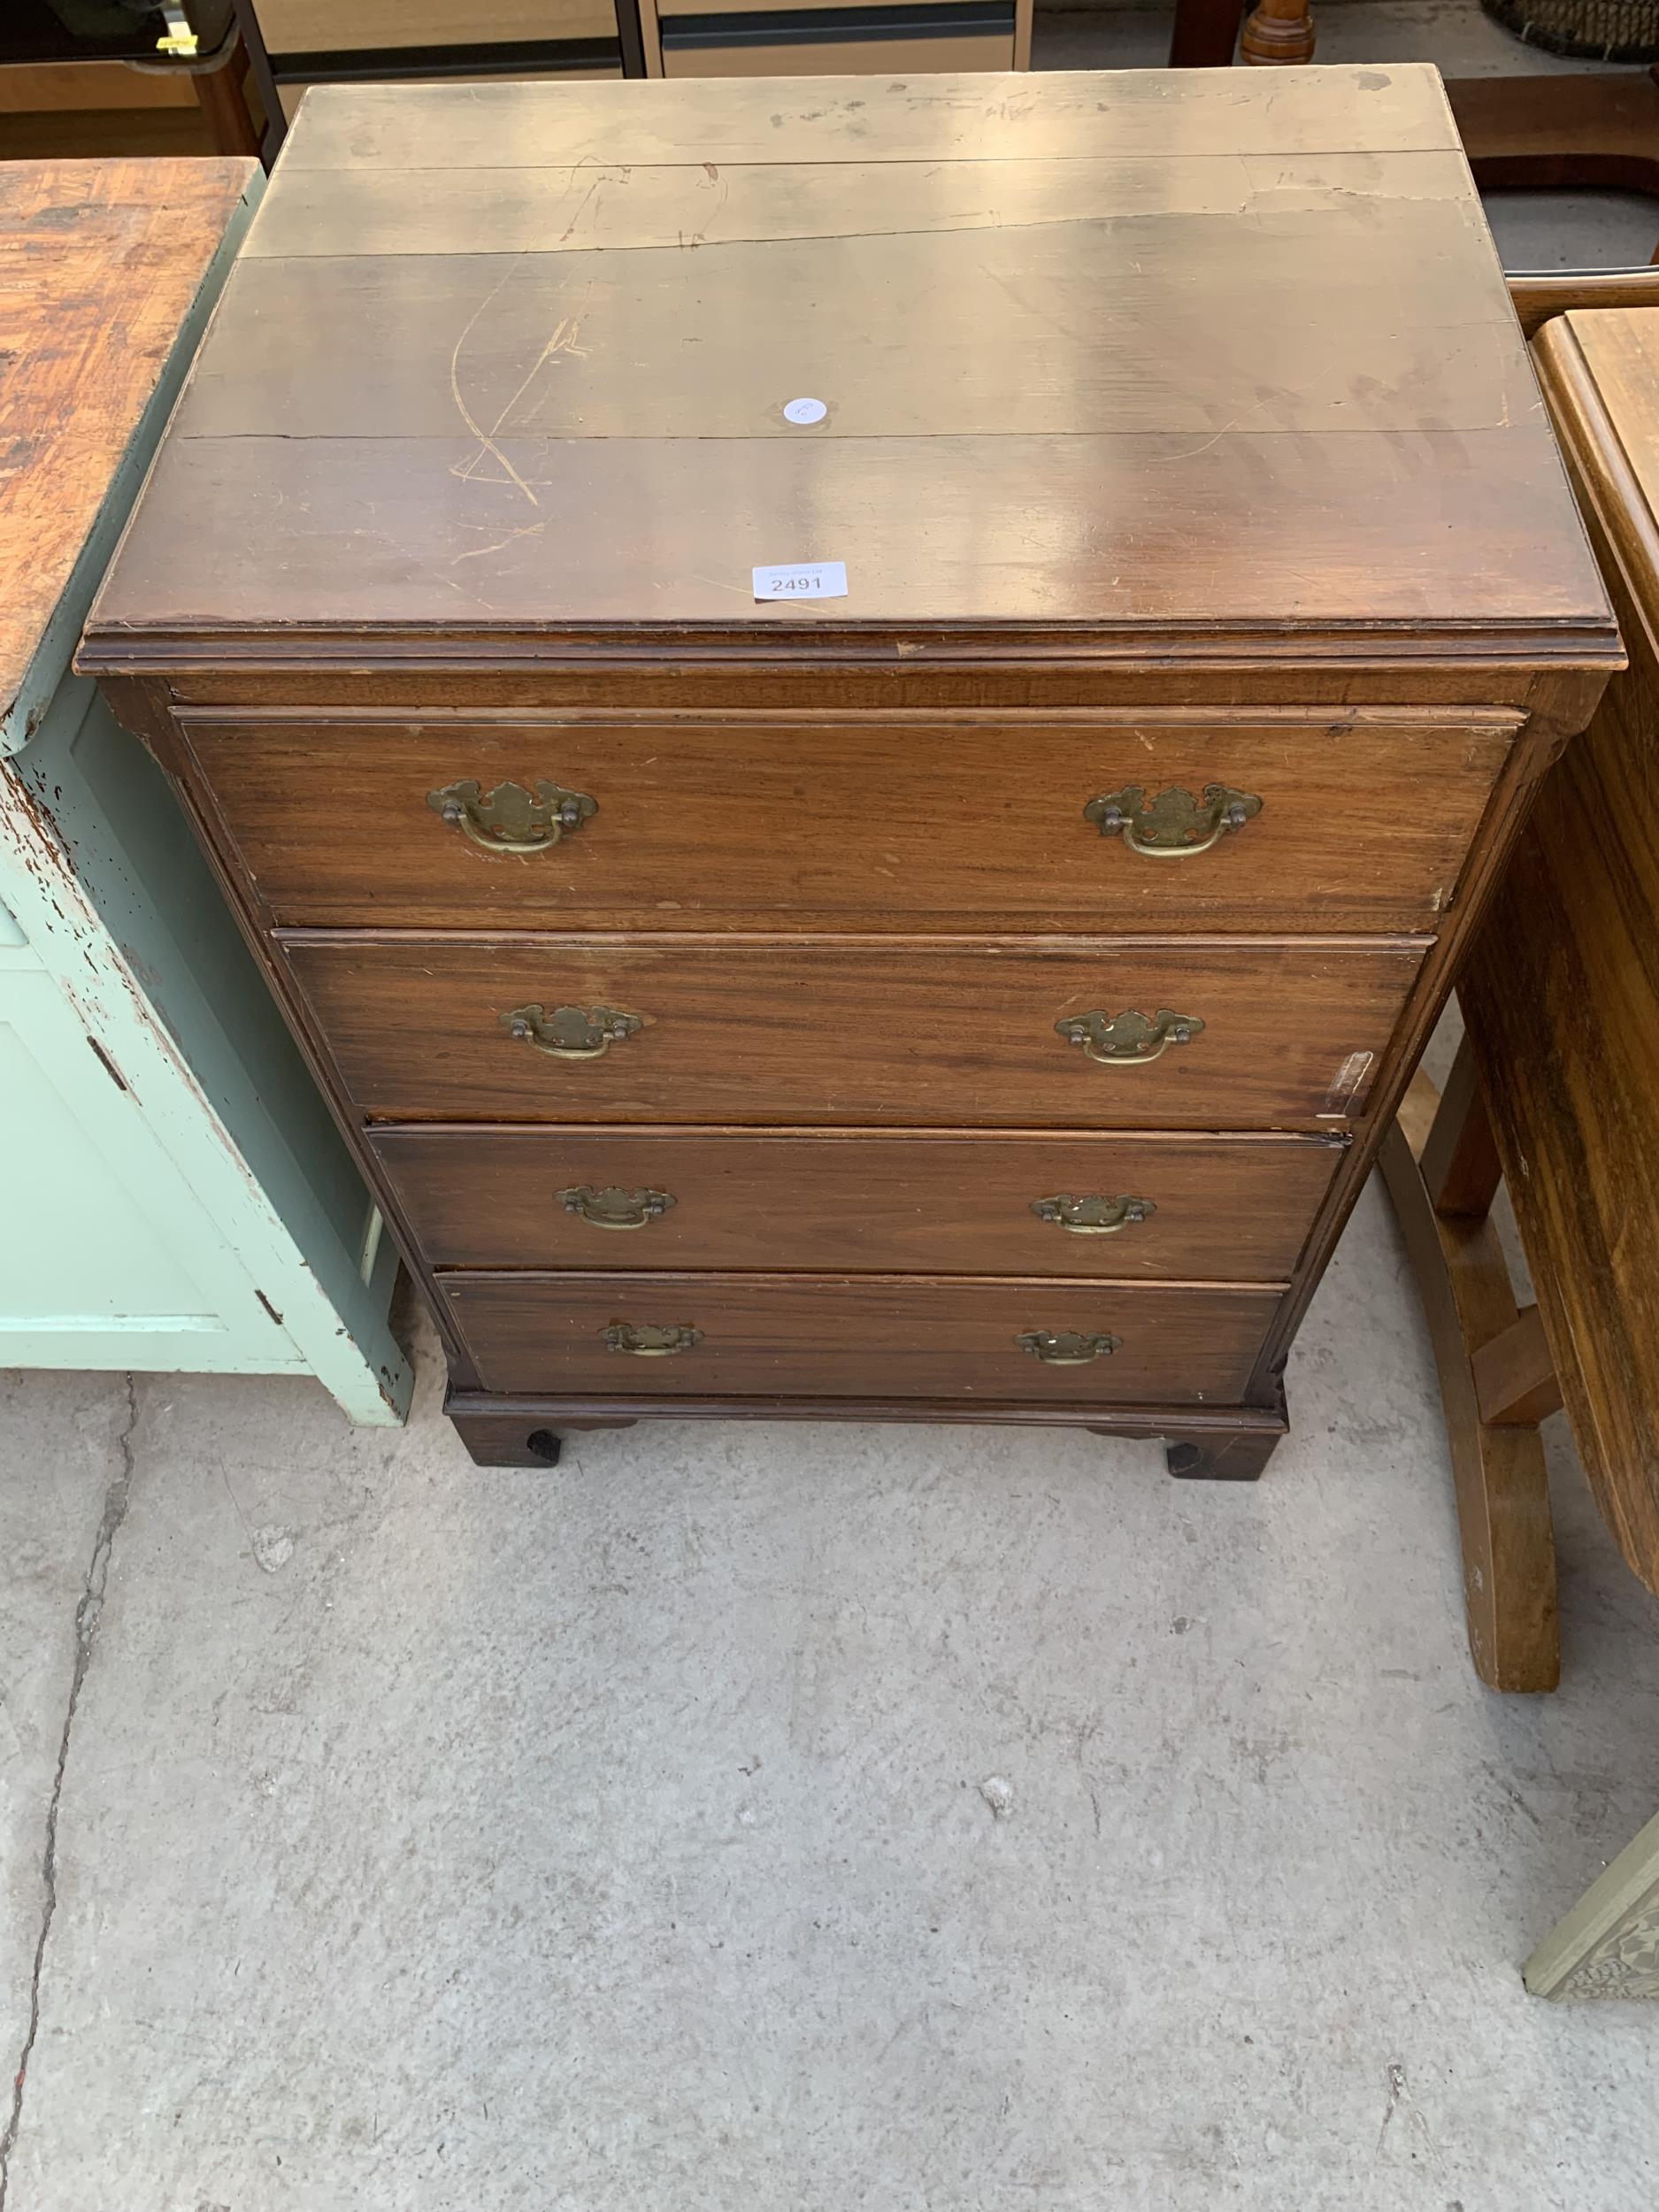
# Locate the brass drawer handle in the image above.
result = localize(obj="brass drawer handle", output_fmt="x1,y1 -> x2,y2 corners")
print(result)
1056,1009 -> 1204,1065
427,777 -> 596,854
560,1184 -> 675,1231
1085,783 -> 1261,857
1017,1329 -> 1123,1365
1032,1193 -> 1156,1236
502,1002 -> 642,1060
603,1321 -> 703,1356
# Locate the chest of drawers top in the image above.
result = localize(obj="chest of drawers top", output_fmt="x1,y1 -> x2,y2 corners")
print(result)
82,65 -> 1613,677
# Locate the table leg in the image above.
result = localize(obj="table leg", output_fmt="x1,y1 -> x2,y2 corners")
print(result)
190,36 -> 262,159
1167,0 -> 1248,66
1378,1056 -> 1560,1692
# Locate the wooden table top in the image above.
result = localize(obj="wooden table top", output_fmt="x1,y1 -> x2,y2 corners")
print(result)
0,157 -> 256,735
87,69 -> 1614,660
1535,309 -> 1659,680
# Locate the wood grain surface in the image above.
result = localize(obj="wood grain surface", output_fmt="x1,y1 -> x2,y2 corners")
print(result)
372,1124 -> 1342,1277
1461,717 -> 1659,1597
180,706 -> 1517,934
185,206 -> 1532,443
71,73 -> 1624,1459
88,426 -> 1601,641
441,1268 -> 1282,1400
1540,312 -> 1659,684
1379,1070 -> 1559,1690
81,68 -> 1609,653
0,157 -> 255,721
283,932 -> 1425,1126
242,148 -> 1480,257
256,0 -> 618,50
278,68 -> 1462,167
1477,309 -> 1659,1596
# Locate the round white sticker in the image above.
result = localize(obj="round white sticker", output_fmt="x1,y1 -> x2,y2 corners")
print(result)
782,396 -> 828,426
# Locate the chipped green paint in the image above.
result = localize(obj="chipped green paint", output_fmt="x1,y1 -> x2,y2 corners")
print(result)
0,175 -> 410,1423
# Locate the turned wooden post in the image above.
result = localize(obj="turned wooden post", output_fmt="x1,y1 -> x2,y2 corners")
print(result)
1241,0 -> 1316,63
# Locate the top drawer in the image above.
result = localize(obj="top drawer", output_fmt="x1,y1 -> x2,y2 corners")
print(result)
178,707 -> 1517,935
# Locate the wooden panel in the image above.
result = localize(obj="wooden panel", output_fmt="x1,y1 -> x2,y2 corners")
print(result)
440,1268 -> 1282,1400
92,426 -> 1601,641
372,1124 -> 1341,1277
1448,71 -> 1659,198
257,1 -> 618,51
1555,312 -> 1659,643
0,64 -> 197,111
1378,1072 -> 1558,1691
1461,697 -> 1659,1599
0,157 -> 256,727
180,211 -> 1531,443
181,707 -> 1517,933
662,28 -> 1013,73
283,933 -> 1425,1126
242,148 -> 1483,257
1493,310 -> 1659,1596
275,66 -> 1461,166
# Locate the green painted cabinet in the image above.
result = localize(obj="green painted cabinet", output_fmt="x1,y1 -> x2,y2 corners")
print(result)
0,158 -> 409,1425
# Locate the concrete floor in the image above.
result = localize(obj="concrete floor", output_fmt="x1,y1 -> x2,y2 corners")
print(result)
7,9 -> 1659,2206
3,1183 -> 1659,2209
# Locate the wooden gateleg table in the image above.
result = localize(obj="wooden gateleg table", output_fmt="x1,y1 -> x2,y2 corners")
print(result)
1380,303 -> 1659,1995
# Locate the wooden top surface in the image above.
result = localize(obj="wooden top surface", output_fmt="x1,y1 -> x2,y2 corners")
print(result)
1533,309 -> 1659,676
0,157 -> 256,726
85,69 -> 1615,660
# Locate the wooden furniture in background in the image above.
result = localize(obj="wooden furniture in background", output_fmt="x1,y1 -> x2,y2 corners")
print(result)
1240,0 -> 1314,64
0,4 -> 260,161
80,68 -> 1616,1470
1446,69 -> 1659,202
1166,0 -> 1301,65
232,0 -> 643,163
0,158 -> 409,1420
1380,303 -> 1659,1695
1381,300 -> 1659,1996
637,0 -> 1031,78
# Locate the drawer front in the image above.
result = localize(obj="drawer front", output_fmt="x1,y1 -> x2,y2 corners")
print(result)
373,1125 -> 1341,1279
441,1271 -> 1282,1402
286,934 -> 1424,1128
180,710 -> 1516,935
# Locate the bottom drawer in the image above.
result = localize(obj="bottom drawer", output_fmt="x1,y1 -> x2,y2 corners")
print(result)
440,1271 -> 1281,1402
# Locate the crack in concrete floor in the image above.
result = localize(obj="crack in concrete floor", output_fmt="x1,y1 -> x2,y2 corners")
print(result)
0,1375 -> 137,2212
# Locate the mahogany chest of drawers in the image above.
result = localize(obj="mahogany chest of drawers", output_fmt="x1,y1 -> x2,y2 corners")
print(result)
82,66 -> 1618,1471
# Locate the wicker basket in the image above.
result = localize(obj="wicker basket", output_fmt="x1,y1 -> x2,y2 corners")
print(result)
1480,0 -> 1659,61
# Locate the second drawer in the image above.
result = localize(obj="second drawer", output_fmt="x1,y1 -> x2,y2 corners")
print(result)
285,935 -> 1425,1127
373,1125 -> 1342,1279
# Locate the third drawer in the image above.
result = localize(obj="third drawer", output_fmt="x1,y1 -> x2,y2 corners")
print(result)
373,1125 -> 1342,1279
